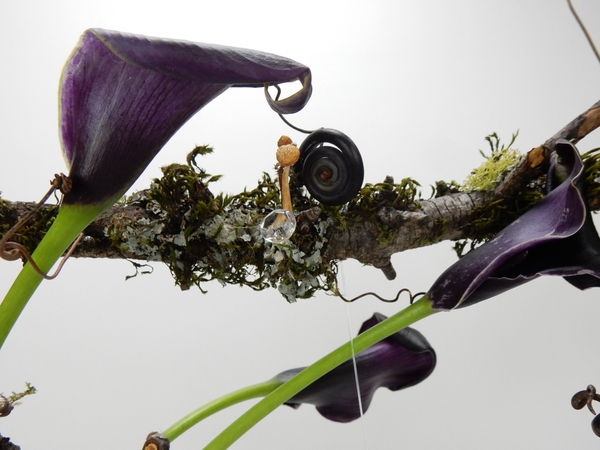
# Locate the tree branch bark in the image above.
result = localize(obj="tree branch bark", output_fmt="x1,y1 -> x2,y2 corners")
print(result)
1,98 -> 600,299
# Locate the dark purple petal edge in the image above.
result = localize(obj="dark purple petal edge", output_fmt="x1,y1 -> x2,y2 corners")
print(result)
281,313 -> 436,422
91,29 -> 312,115
428,140 -> 587,310
59,29 -> 312,205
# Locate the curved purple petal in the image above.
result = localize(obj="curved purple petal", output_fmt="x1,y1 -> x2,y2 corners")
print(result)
281,313 -> 436,423
428,140 -> 598,310
59,29 -> 312,205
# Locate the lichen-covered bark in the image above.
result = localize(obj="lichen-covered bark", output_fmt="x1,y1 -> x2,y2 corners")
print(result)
0,179 -> 499,299
1,99 -> 600,301
325,192 -> 486,279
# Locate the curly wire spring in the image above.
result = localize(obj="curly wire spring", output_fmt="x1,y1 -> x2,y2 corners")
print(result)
271,84 -> 314,135
335,279 -> 426,304
0,173 -> 83,280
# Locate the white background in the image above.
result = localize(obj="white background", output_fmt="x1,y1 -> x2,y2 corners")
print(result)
1,1 -> 600,448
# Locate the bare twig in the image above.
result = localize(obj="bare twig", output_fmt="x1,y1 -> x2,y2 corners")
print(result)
567,0 -> 600,64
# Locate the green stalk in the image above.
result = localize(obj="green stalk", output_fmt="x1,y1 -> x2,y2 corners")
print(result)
204,297 -> 437,449
0,204 -> 104,350
164,378 -> 283,441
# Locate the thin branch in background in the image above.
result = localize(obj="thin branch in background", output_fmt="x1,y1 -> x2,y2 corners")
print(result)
567,0 -> 600,65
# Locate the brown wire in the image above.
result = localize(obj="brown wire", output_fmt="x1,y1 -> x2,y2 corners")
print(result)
0,173 -> 83,279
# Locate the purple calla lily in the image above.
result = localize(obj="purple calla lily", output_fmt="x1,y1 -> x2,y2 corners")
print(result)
278,312 -> 436,423
59,28 -> 312,206
0,28 -> 313,350
428,139 -> 600,310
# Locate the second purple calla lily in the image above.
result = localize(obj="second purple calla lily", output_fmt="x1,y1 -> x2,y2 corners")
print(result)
278,312 -> 436,422
60,28 -> 312,206
428,140 -> 600,310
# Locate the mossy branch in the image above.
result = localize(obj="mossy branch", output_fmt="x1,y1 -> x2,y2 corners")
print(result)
2,100 -> 600,302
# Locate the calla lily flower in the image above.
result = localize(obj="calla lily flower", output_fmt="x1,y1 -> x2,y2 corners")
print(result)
428,140 -> 600,310
0,28 -> 312,348
280,312 -> 436,422
60,28 -> 312,206
159,312 -> 436,442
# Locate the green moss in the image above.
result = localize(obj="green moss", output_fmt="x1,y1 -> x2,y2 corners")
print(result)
347,177 -> 421,215
6,382 -> 36,405
582,146 -> 600,204
110,146 -> 433,301
342,176 -> 422,245
111,146 -> 338,302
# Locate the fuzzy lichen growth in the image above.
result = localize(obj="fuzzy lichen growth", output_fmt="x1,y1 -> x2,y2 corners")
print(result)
462,132 -> 521,192
453,133 -> 545,257
107,145 -> 338,302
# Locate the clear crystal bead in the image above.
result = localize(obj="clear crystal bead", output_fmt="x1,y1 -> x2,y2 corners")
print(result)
260,209 -> 296,244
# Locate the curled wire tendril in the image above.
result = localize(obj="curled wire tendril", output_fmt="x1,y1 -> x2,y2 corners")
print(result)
270,84 -> 314,135
0,173 -> 83,280
335,279 -> 425,304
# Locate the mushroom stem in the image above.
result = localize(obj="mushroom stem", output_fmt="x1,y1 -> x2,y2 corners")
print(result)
280,166 -> 293,212
275,137 -> 300,214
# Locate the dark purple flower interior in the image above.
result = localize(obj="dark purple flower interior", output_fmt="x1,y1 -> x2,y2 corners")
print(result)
59,29 -> 311,205
281,312 -> 436,423
428,140 -> 600,310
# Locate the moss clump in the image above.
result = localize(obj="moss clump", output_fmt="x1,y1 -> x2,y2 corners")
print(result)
452,132 -> 546,257
582,146 -> 600,210
110,145 -> 338,302
114,146 -> 429,301
462,132 -> 521,192
347,177 -> 421,214
343,176 -> 422,244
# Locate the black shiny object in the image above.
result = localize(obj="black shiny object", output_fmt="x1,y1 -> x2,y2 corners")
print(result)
592,414 -> 600,437
294,128 -> 364,206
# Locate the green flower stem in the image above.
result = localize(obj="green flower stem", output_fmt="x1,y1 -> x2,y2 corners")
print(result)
0,204 -> 104,350
204,297 -> 437,449
164,378 -> 283,441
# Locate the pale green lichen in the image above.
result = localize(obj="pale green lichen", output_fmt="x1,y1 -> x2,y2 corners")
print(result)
452,132 -> 546,257
105,145 -> 338,302
462,132 -> 521,192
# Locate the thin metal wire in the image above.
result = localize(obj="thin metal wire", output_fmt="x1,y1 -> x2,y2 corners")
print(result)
335,279 -> 426,304
338,266 -> 369,449
270,84 -> 314,135
345,303 -> 369,449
